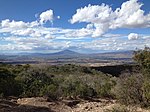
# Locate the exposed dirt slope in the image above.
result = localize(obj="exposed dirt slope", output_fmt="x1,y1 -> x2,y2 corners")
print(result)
0,97 -> 149,112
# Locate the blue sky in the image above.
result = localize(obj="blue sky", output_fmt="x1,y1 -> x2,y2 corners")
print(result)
0,0 -> 150,53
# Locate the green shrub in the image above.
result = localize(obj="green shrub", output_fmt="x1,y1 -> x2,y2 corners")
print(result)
142,79 -> 150,107
112,47 -> 150,107
16,67 -> 53,97
97,82 -> 113,98
113,73 -> 144,106
40,84 -> 59,100
133,47 -> 150,76
0,93 -> 4,98
0,63 -> 115,100
58,75 -> 95,99
0,67 -> 22,96
75,83 -> 96,98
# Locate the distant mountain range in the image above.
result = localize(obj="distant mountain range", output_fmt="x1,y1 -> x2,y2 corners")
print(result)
16,50 -> 84,58
0,50 -> 134,65
48,49 -> 82,57
94,50 -> 133,58
16,49 -> 133,56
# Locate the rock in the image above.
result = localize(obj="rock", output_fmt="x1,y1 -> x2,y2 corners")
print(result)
84,106 -> 88,109
62,100 -> 80,107
17,97 -> 52,108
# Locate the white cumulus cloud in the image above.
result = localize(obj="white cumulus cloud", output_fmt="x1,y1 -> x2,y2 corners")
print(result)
39,9 -> 54,24
1,19 -> 28,28
70,0 -> 150,37
57,16 -> 60,19
1,19 -> 39,29
128,33 -> 140,40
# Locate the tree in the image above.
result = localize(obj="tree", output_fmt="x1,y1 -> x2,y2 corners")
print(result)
113,47 -> 150,107
133,47 -> 150,75
0,67 -> 21,96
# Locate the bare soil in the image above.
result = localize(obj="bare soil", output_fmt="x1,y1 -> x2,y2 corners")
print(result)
0,97 -> 149,112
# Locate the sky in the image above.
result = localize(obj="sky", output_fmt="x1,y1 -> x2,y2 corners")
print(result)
0,0 -> 150,53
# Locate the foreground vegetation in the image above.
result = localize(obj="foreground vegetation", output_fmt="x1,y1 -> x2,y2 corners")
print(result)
0,63 -> 114,99
0,47 -> 150,109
